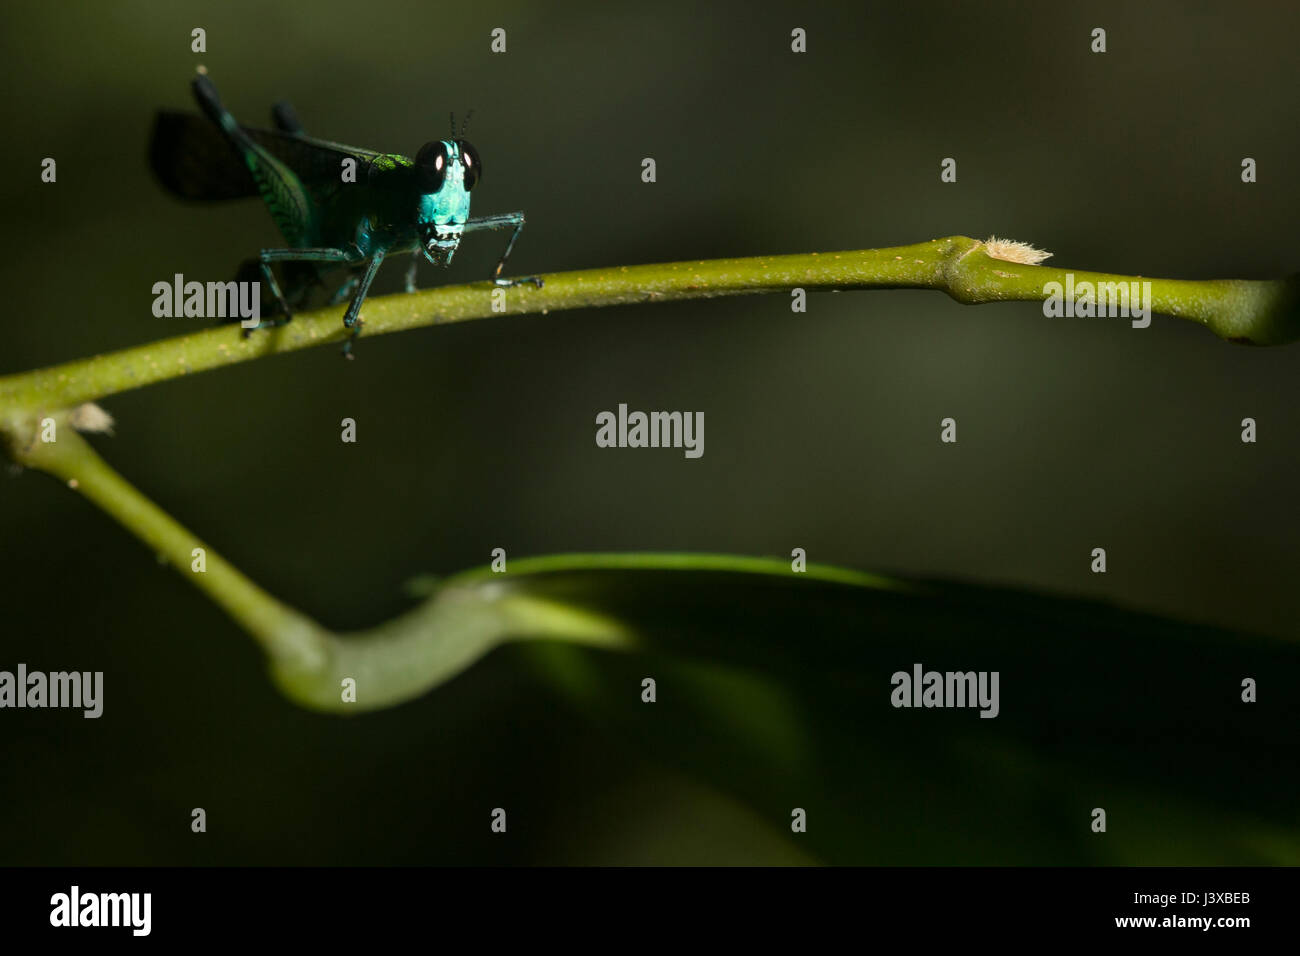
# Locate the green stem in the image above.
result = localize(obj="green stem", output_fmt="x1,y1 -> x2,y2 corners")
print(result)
4,412 -> 635,712
3,408 -> 920,715
7,416 -> 328,674
3,241 -> 1298,713
3,238 -> 1296,413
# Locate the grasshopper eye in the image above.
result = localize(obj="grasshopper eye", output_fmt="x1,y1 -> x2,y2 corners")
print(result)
457,140 -> 481,191
415,141 -> 449,193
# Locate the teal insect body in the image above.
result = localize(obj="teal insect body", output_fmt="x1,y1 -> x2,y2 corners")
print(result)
150,72 -> 540,355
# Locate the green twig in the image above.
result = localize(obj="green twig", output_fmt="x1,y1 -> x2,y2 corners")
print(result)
3,413 -> 901,712
3,238 -> 1296,415
6,415 -> 328,673
3,241 -> 1297,712
5,415 -> 636,711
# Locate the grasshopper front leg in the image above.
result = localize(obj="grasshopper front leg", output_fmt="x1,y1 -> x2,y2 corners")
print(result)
463,212 -> 543,288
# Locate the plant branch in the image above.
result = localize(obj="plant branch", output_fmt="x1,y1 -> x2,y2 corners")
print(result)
5,411 -> 638,712
6,413 -> 328,673
3,238 -> 1296,415
6,410 -> 913,713
3,240 -> 1298,713
4,404 -> 1288,716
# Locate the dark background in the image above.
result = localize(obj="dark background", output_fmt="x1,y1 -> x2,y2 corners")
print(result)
1,1 -> 1297,864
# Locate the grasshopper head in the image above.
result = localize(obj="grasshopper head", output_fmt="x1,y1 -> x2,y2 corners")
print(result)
415,139 -> 480,266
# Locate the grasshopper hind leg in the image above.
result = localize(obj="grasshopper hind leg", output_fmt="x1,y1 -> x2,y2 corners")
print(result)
192,74 -> 314,258
243,246 -> 379,358
234,257 -> 319,332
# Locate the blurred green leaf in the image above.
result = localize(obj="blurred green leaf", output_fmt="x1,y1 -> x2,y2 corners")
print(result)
448,556 -> 1300,864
